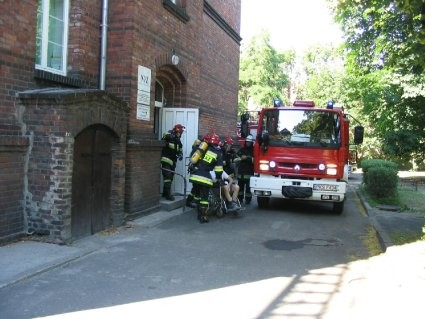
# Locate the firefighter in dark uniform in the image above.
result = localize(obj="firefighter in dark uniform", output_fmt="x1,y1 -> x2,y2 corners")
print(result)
189,133 -> 223,223
160,124 -> 185,200
235,134 -> 254,204
222,137 -> 237,178
186,134 -> 209,208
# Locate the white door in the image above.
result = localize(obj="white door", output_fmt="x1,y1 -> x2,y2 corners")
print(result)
161,108 -> 199,195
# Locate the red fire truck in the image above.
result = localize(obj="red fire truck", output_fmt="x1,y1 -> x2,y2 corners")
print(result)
250,100 -> 364,214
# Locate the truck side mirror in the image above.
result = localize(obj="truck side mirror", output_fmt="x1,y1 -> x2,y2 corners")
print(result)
260,130 -> 269,152
354,126 -> 364,144
240,113 -> 249,138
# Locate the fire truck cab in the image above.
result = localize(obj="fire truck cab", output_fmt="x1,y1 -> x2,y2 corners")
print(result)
250,100 -> 364,214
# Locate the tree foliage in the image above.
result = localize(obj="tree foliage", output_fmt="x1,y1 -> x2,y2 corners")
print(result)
238,31 -> 293,113
298,44 -> 346,107
331,0 -> 425,73
330,0 -> 425,166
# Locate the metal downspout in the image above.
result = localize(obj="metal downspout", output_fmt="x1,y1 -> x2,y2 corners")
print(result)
99,0 -> 109,90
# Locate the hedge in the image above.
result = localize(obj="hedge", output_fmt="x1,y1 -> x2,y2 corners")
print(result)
361,159 -> 399,198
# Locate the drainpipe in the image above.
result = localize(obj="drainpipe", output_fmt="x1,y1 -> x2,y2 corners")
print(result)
99,0 -> 109,90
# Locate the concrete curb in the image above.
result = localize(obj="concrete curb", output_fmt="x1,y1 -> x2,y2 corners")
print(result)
355,187 -> 393,251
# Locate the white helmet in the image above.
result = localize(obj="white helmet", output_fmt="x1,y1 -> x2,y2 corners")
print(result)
245,134 -> 254,143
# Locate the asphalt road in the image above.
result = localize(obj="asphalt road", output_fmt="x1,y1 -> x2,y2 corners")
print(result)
0,181 -> 373,319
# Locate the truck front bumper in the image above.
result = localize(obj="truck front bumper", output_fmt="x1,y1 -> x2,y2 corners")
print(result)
250,176 -> 346,202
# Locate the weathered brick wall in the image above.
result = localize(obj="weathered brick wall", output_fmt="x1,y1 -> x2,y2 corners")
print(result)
67,0 -> 102,86
107,0 -> 241,140
0,1 -> 37,241
199,1 -> 241,138
17,90 -> 128,243
0,0 -> 37,135
107,1 -> 241,216
0,0 -> 241,241
125,144 -> 162,218
0,137 -> 28,241
207,0 -> 241,32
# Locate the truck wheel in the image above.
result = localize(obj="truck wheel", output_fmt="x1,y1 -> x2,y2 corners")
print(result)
333,201 -> 344,214
257,196 -> 270,209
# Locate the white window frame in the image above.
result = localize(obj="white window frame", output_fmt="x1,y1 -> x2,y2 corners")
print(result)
154,81 -> 165,108
36,0 -> 70,76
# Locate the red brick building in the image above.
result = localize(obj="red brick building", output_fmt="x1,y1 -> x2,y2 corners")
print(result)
0,0 -> 241,243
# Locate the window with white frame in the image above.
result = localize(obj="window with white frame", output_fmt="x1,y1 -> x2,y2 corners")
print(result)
35,0 -> 69,75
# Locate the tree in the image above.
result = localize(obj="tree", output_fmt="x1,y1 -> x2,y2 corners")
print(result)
330,0 -> 425,166
238,31 -> 293,113
298,44 -> 346,107
331,0 -> 425,73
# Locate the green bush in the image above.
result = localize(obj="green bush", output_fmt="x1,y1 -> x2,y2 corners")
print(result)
365,166 -> 399,198
361,159 -> 398,185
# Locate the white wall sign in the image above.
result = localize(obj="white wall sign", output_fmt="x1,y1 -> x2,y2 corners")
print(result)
137,65 -> 151,121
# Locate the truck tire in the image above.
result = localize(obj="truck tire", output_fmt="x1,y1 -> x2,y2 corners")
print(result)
257,196 -> 270,209
333,201 -> 344,214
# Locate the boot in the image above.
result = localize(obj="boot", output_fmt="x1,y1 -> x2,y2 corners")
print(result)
163,185 -> 175,201
198,206 -> 209,223
186,194 -> 194,207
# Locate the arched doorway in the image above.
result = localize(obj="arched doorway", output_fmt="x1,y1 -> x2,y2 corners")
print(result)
71,124 -> 117,239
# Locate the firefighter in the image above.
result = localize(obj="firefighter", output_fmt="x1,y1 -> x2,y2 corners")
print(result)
160,124 -> 185,201
188,133 -> 224,223
186,134 -> 209,208
235,134 -> 254,204
222,137 -> 237,178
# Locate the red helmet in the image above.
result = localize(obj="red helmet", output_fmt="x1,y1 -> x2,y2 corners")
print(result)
202,134 -> 210,142
209,133 -> 220,146
173,124 -> 185,134
224,137 -> 234,145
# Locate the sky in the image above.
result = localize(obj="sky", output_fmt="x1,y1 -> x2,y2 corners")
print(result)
240,0 -> 343,53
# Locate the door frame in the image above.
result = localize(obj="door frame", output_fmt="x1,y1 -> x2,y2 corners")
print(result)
160,107 -> 199,195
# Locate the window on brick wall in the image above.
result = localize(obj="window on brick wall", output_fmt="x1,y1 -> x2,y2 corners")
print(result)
162,0 -> 189,22
154,81 -> 165,136
169,0 -> 186,7
35,0 -> 69,75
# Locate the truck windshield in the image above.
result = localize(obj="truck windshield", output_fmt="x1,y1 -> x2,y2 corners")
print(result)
262,109 -> 341,148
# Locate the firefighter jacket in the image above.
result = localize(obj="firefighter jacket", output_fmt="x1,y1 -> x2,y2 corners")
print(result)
189,145 -> 223,187
235,144 -> 254,176
160,130 -> 183,167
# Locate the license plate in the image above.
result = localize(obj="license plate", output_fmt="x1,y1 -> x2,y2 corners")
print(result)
313,184 -> 338,191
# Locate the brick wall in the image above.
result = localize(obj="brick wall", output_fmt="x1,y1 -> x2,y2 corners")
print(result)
67,0 -> 102,86
125,144 -> 162,218
0,0 -> 241,242
199,1 -> 241,138
17,90 -> 128,243
0,137 -> 28,241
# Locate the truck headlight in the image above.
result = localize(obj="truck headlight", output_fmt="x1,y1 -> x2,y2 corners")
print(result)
259,160 -> 270,171
259,161 -> 270,171
259,160 -> 276,171
327,164 -> 337,175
